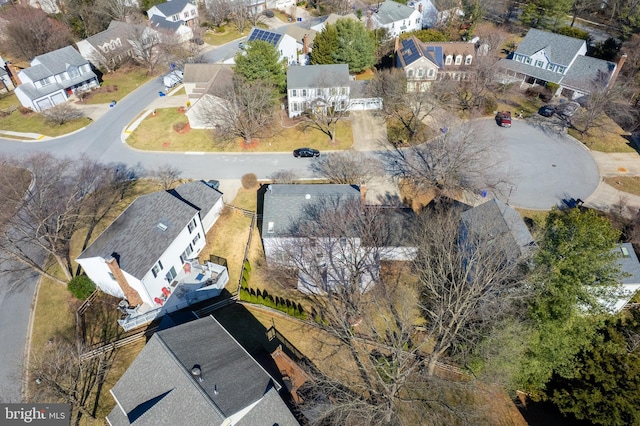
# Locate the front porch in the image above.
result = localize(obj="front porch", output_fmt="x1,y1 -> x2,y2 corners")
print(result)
117,259 -> 229,331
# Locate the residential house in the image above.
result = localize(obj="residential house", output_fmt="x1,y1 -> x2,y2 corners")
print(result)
395,36 -> 476,91
309,13 -> 360,33
0,59 -> 14,93
497,28 -> 622,100
261,184 -> 415,293
607,243 -> 640,312
281,25 -> 316,65
245,27 -> 300,65
460,199 -> 535,264
147,0 -> 197,42
266,0 -> 293,10
76,181 -> 227,331
369,0 -> 422,39
106,315 -> 300,426
14,46 -> 99,112
408,0 -> 439,28
183,63 -> 234,129
286,64 -> 351,118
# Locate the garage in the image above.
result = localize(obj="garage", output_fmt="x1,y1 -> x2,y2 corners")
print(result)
50,92 -> 66,106
349,98 -> 382,111
36,98 -> 52,111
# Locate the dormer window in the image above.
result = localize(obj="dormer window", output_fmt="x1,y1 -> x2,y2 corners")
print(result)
445,55 -> 453,65
455,55 -> 462,65
465,55 -> 472,65
68,67 -> 79,78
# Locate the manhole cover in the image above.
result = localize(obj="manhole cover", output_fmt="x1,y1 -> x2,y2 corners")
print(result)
618,167 -> 628,173
552,164 -> 556,167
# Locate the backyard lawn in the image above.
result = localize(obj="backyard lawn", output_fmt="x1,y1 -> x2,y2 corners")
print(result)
127,107 -> 354,151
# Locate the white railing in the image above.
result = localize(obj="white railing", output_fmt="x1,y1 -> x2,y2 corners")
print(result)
118,307 -> 162,331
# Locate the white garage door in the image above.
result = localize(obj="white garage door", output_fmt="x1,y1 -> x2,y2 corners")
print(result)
36,98 -> 52,111
50,92 -> 66,106
350,100 -> 365,111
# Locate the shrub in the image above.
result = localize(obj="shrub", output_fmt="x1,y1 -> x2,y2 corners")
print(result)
556,26 -> 589,40
241,173 -> 258,189
172,122 -> 189,133
525,86 -> 552,102
41,103 -> 84,125
546,82 -> 560,95
483,96 -> 498,115
18,106 -> 33,115
67,275 -> 96,300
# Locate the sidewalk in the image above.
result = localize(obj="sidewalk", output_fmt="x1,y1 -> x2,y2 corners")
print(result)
584,180 -> 640,219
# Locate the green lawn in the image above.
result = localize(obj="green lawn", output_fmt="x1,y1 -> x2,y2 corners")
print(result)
203,27 -> 247,46
0,102 -> 91,137
567,116 -> 636,153
127,107 -> 354,152
86,67 -> 155,104
604,176 -> 640,196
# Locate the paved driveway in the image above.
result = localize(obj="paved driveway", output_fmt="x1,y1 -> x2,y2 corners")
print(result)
494,119 -> 600,209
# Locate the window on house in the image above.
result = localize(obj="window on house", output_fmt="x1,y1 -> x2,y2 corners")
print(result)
173,15 -> 179,21
302,89 -> 307,97
267,222 -> 274,233
188,218 -> 197,233
108,272 -> 116,281
427,69 -> 435,78
392,23 -> 394,28
417,68 -> 424,77
340,87 -> 347,95
192,233 -> 201,245
455,55 -> 462,65
547,63 -> 554,70
465,55 -> 472,65
329,87 -> 337,96
68,68 -> 79,78
525,57 -> 532,64
535,60 -> 544,68
445,55 -> 453,65
292,89 -> 297,96
59,73 -> 68,81
180,244 -> 193,263
165,267 -> 177,282
40,77 -> 51,86
558,67 -> 565,73
151,261 -> 163,278
407,69 -> 414,77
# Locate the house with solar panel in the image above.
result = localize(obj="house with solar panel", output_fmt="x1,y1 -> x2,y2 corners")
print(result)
245,27 -> 301,65
369,0 -> 422,38
76,181 -> 228,331
395,36 -> 476,91
497,28 -> 624,100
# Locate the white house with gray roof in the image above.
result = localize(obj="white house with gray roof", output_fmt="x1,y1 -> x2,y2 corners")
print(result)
76,181 -> 227,331
14,46 -> 99,112
497,28 -> 620,100
606,243 -> 640,313
107,315 -> 299,426
370,0 -> 422,39
261,184 -> 415,293
147,0 -> 197,42
286,64 -> 351,118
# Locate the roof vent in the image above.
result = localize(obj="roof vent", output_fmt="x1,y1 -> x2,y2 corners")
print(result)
191,365 -> 204,382
157,223 -> 168,231
621,246 -> 630,258
305,194 -> 311,200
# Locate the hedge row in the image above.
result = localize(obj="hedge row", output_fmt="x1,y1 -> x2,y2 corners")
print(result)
239,287 -> 307,319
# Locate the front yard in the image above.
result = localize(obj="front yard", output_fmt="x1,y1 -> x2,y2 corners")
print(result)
126,107 -> 354,152
84,67 -> 156,104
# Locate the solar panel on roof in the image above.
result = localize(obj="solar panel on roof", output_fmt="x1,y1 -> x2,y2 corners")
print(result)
248,28 -> 282,46
402,39 -> 421,65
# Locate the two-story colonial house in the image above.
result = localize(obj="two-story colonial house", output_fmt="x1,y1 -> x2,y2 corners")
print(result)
147,0 -> 197,42
497,28 -> 620,100
370,0 -> 422,39
395,36 -> 475,91
14,46 -> 99,112
76,181 -> 228,331
286,64 -> 351,118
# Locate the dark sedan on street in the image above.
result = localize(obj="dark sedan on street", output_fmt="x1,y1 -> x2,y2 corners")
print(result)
293,148 -> 320,158
538,105 -> 556,117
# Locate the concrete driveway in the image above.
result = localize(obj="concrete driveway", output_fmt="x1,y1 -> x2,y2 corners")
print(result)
494,119 -> 600,209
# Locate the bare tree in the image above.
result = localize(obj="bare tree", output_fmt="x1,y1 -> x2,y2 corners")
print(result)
0,6 -> 75,61
126,24 -> 163,74
201,76 -> 277,145
205,0 -> 232,27
0,154 -> 136,284
41,104 -> 85,126
413,208 -> 530,376
229,0 -> 251,33
160,32 -> 205,69
386,121 -> 511,197
268,169 -> 300,183
368,68 -> 437,141
98,0 -> 138,22
310,151 -> 383,184
298,78 -> 351,143
150,163 -> 182,190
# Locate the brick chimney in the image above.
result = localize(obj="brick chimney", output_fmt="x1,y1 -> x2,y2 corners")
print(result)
394,37 -> 400,53
105,255 -> 143,306
5,62 -> 21,86
609,53 -> 627,86
360,183 -> 368,208
303,34 -> 309,55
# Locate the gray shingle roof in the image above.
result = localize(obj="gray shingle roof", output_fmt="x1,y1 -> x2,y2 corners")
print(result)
262,184 -> 361,238
77,191 -> 199,280
286,64 -> 350,89
183,64 -> 233,84
150,0 -> 192,17
375,0 -> 417,25
107,315 -> 297,426
150,15 -> 184,31
515,28 -> 586,67
21,64 -> 51,82
168,180 -> 222,217
617,243 -> 640,285
32,45 -> 88,74
561,54 -> 615,91
279,24 -> 316,45
460,199 -> 534,260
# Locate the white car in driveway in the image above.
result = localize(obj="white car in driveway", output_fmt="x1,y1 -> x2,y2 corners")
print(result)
163,70 -> 184,89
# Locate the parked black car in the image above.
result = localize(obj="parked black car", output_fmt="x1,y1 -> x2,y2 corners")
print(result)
293,148 -> 320,158
538,105 -> 555,117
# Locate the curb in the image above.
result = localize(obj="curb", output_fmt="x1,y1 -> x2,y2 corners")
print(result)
21,274 -> 43,402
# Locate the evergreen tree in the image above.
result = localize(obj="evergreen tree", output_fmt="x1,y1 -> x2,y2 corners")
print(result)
235,40 -> 286,92
310,23 -> 339,65
311,18 -> 376,73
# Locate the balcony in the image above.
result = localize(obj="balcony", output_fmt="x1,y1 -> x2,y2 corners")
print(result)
117,260 -> 229,331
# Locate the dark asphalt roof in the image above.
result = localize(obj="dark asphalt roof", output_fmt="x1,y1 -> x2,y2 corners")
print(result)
617,243 -> 640,285
262,184 -> 361,238
77,191 -> 199,279
107,315 -> 297,425
561,55 -> 616,92
168,180 -> 222,218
